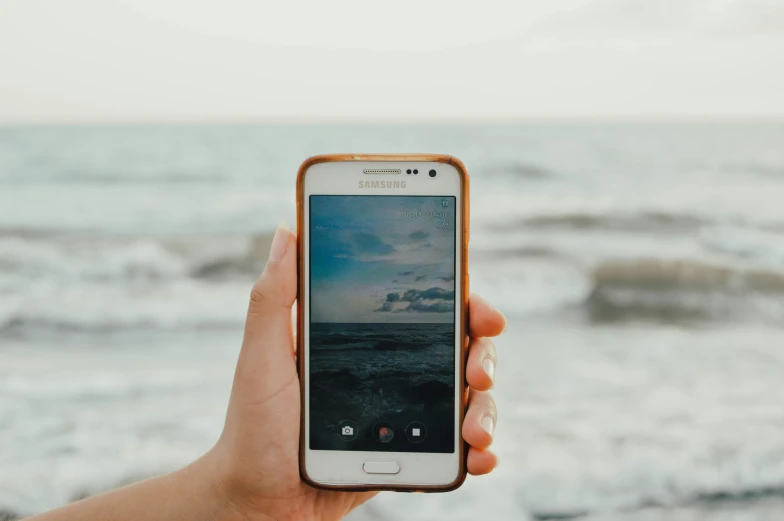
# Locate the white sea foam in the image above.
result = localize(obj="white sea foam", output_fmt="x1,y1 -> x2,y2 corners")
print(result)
0,278 -> 250,333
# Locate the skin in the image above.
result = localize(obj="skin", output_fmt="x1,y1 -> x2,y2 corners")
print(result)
29,224 -> 505,521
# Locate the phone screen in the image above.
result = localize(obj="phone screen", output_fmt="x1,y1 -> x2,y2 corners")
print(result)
309,195 -> 457,453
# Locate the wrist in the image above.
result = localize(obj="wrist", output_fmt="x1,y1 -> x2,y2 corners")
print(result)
191,444 -> 317,521
175,451 -> 252,521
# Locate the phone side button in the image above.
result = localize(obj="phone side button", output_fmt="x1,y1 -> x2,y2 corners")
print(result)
362,461 -> 401,474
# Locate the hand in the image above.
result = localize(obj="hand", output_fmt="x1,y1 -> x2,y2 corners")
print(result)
202,222 -> 506,521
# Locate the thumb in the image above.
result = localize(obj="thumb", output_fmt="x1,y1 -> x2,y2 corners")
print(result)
235,221 -> 298,400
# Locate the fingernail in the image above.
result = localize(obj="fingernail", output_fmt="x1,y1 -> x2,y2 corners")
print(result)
500,312 -> 508,333
481,416 -> 494,437
482,357 -> 495,382
494,457 -> 501,469
268,221 -> 290,262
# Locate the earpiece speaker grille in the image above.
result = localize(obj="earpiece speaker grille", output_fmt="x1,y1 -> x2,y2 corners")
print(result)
362,169 -> 402,175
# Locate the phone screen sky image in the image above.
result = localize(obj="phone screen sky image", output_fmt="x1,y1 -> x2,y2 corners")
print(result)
309,195 -> 456,453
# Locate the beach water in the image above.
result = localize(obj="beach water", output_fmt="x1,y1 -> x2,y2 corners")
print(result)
1,123 -> 783,520
310,322 -> 455,453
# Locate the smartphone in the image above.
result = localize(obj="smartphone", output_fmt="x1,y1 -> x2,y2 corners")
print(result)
297,154 -> 469,491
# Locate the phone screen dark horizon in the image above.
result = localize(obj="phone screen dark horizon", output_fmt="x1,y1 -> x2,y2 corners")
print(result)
309,195 -> 456,453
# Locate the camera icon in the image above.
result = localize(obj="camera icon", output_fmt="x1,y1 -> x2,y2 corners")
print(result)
337,420 -> 358,441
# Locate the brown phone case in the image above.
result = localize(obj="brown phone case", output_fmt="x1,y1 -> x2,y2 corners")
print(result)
296,154 -> 470,492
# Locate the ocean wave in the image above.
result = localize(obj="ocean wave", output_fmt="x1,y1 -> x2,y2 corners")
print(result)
700,225 -> 784,267
529,485 -> 784,521
592,259 -> 784,293
584,259 -> 784,324
314,339 -> 450,352
4,229 -> 784,334
498,211 -> 707,233
471,245 -> 565,261
0,233 -> 267,334
0,172 -> 232,185
0,227 -> 65,238
0,508 -> 21,521
484,162 -> 556,179
0,233 -> 272,282
573,499 -> 784,521
0,279 -> 250,336
763,221 -> 784,233
0,369 -> 220,400
518,432 -> 784,521
311,341 -> 376,351
721,160 -> 784,178
0,236 -> 187,281
0,315 -> 241,336
696,485 -> 784,503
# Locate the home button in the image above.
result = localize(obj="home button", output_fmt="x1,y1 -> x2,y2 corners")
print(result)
362,461 -> 400,474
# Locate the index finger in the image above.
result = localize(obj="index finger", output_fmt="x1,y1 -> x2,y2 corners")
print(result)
468,293 -> 506,338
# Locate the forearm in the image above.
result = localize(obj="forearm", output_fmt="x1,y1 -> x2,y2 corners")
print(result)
26,454 -> 246,521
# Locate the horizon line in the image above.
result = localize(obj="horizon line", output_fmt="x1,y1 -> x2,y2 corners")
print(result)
2,114 -> 784,128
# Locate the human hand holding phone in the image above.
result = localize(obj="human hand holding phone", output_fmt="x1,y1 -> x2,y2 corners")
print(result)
206,221 -> 505,520
27,220 -> 504,521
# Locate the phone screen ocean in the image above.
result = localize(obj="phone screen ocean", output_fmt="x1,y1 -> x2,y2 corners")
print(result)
307,195 -> 457,453
1,124 -> 784,520
309,322 -> 454,453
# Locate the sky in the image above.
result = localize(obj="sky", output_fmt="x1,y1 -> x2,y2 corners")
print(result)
310,196 -> 455,323
1,0 -> 783,123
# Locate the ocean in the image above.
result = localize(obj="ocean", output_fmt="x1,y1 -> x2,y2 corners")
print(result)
1,123 -> 783,520
310,322 -> 455,453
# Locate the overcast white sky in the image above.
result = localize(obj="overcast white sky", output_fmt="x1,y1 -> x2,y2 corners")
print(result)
1,0 -> 783,123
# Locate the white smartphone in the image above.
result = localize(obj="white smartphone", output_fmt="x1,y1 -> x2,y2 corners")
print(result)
297,154 -> 469,491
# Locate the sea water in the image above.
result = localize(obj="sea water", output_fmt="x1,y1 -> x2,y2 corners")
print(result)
1,123 -> 783,520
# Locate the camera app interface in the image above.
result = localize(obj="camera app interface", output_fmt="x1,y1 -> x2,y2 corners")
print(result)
309,195 -> 456,453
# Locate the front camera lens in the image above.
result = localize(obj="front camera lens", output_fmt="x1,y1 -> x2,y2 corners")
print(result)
429,169 -> 437,177
413,169 -> 418,174
406,169 -> 412,174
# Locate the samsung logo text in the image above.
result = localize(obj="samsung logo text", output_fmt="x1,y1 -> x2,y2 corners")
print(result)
358,181 -> 406,189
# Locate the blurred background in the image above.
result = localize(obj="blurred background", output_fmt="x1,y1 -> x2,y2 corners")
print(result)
1,1 -> 784,520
